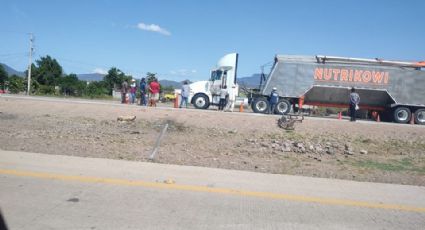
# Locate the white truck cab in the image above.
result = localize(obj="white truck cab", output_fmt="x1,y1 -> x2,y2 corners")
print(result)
190,53 -> 247,109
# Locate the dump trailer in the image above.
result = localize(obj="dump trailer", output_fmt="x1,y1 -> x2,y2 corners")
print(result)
251,55 -> 425,124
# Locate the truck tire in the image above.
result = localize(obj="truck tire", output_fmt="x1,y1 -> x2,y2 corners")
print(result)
414,108 -> 425,125
192,94 -> 210,109
275,99 -> 291,115
252,97 -> 269,113
393,107 -> 411,123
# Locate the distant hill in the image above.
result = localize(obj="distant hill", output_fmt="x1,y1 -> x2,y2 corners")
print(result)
77,73 -> 105,82
0,63 -> 25,77
159,79 -> 183,89
237,73 -> 267,89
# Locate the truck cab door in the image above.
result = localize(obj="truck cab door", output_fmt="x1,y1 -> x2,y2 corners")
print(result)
209,70 -> 222,95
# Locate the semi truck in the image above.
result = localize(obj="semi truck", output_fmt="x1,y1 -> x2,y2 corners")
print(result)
251,55 -> 425,124
189,53 -> 247,109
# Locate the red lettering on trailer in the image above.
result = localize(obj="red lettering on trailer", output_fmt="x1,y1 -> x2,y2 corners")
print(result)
354,70 -> 363,82
313,68 -> 389,85
362,71 -> 372,83
372,71 -> 385,84
314,68 -> 323,80
384,72 -> 389,84
324,69 -> 332,80
340,69 -> 349,81
332,69 -> 340,81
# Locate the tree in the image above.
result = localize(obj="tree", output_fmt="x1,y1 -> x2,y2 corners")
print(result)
8,75 -> 25,94
84,81 -> 109,98
145,72 -> 163,93
146,72 -> 157,84
0,65 -> 8,91
59,74 -> 84,96
103,67 -> 132,95
33,55 -> 63,86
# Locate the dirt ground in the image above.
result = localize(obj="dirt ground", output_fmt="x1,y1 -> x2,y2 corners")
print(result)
1,96 -> 424,186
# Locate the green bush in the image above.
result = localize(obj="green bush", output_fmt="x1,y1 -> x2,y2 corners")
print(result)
8,75 -> 25,94
37,85 -> 56,95
84,81 -> 109,98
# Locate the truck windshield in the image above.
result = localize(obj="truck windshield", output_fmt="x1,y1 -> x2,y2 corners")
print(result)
210,70 -> 223,81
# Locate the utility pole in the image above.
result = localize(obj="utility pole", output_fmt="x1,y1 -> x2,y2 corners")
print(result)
26,33 -> 34,95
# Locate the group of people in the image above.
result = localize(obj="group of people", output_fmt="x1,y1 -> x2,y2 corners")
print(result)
121,78 -> 361,121
120,78 -> 161,107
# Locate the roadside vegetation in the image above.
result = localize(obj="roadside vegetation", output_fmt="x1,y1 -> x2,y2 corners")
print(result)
0,56 -> 175,98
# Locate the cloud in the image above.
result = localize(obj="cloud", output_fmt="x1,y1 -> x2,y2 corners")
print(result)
137,22 -> 171,36
93,68 -> 108,75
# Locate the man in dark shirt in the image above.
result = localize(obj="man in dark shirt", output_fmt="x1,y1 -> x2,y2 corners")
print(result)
269,87 -> 279,114
139,78 -> 147,106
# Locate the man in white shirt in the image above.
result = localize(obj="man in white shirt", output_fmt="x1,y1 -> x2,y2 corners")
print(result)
225,86 -> 236,112
219,85 -> 228,111
179,81 -> 190,108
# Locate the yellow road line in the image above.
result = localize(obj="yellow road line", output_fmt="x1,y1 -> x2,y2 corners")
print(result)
1,168 -> 424,213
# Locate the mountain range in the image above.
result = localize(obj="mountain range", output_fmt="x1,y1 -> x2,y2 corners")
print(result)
1,63 -> 263,89
0,63 -> 25,77
76,73 -> 105,82
236,73 -> 266,88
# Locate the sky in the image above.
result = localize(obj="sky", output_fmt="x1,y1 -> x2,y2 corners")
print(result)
1,0 -> 425,82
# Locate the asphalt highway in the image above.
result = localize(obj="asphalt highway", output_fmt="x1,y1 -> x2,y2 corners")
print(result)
1,150 -> 424,230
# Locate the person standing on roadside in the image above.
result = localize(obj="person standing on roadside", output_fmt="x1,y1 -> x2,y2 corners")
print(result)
219,85 -> 228,111
130,79 -> 137,104
148,78 -> 160,107
269,87 -> 279,114
225,85 -> 236,112
121,80 -> 129,104
139,78 -> 147,106
179,81 -> 190,108
349,87 -> 360,122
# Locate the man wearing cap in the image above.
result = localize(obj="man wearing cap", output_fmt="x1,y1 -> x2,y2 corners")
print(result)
269,87 -> 279,114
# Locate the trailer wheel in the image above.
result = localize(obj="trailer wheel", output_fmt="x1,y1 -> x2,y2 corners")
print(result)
414,108 -> 425,125
275,99 -> 291,115
393,107 -> 411,123
192,94 -> 210,109
252,97 -> 269,113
